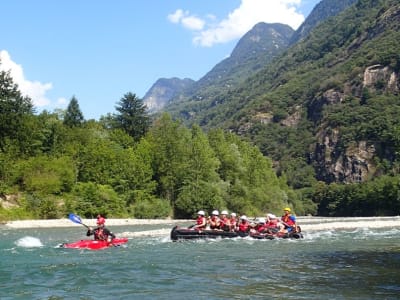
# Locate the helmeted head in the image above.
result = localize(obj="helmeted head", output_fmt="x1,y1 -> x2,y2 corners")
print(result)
267,213 -> 277,220
221,210 -> 228,215
284,207 -> 291,213
97,217 -> 106,225
197,210 -> 205,216
240,215 -> 247,221
257,218 -> 266,224
211,210 -> 219,216
231,212 -> 237,217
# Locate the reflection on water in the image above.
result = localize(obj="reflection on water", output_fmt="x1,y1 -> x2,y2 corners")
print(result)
0,217 -> 399,299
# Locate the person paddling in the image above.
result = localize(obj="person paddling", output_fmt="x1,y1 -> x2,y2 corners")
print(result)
86,215 -> 116,242
208,210 -> 221,230
281,208 -> 299,233
193,210 -> 207,230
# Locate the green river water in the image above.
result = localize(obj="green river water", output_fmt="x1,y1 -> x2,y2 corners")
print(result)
1,217 -> 399,299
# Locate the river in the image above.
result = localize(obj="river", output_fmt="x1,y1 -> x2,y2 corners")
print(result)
1,217 -> 399,299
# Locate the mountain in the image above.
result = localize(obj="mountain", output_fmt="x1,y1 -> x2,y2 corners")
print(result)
144,22 -> 294,113
289,0 -> 358,45
186,23 -> 294,97
143,77 -> 194,112
161,0 -> 400,188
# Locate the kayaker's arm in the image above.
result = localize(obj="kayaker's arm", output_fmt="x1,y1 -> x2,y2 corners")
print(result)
86,227 -> 95,236
103,228 -> 116,240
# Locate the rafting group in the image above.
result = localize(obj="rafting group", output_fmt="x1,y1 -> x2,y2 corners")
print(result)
191,207 -> 300,237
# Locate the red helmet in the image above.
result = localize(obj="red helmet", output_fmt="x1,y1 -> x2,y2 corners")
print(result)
97,217 -> 105,225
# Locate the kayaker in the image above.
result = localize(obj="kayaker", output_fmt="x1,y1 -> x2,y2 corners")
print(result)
193,210 -> 207,230
281,207 -> 298,233
86,216 -> 116,242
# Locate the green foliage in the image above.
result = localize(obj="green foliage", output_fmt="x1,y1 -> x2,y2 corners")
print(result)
63,96 -> 84,127
132,195 -> 171,219
13,156 -> 76,195
70,182 -> 127,218
314,175 -> 400,216
3,1 -> 400,220
113,92 -> 150,141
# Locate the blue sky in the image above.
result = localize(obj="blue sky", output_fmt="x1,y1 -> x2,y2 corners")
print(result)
1,0 -> 320,120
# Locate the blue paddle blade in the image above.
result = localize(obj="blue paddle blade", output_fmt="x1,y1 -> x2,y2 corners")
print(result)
68,213 -> 83,224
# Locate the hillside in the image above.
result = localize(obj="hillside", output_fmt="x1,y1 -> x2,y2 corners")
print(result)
145,23 -> 294,114
162,0 -> 400,188
289,0 -> 358,44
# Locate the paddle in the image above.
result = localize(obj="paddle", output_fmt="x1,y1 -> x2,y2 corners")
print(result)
68,213 -> 90,229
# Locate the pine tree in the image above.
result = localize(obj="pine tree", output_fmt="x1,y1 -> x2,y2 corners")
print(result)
63,96 -> 84,127
0,68 -> 35,152
114,92 -> 150,141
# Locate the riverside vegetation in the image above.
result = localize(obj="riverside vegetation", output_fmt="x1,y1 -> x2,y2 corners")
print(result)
1,0 -> 400,221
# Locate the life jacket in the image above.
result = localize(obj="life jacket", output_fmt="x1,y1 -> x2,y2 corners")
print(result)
256,224 -> 267,233
229,218 -> 238,229
196,216 -> 206,228
209,216 -> 220,229
94,227 -> 106,241
219,216 -> 230,231
266,219 -> 278,228
281,214 -> 296,226
238,221 -> 250,232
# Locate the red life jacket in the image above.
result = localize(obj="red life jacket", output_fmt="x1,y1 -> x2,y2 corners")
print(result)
238,221 -> 250,232
266,219 -> 278,228
219,216 -> 231,231
196,216 -> 206,228
94,228 -> 106,241
281,214 -> 296,226
229,218 -> 237,228
209,216 -> 220,229
256,224 -> 267,233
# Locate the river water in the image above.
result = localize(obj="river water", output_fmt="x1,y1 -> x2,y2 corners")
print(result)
1,217 -> 400,300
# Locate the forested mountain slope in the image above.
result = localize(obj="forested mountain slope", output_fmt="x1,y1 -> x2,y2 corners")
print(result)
164,0 -> 400,188
145,23 -> 294,114
289,0 -> 358,45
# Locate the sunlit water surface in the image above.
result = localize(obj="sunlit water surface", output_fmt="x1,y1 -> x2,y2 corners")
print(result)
1,217 -> 399,300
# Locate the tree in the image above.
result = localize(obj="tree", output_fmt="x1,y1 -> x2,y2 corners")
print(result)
174,125 -> 225,217
63,96 -> 84,127
0,68 -> 35,153
114,92 -> 150,141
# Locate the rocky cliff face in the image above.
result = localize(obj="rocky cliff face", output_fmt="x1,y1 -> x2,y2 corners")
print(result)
143,78 -> 194,112
363,64 -> 399,92
312,64 -> 399,183
313,129 -> 376,183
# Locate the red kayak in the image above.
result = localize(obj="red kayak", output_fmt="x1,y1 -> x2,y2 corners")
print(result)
60,238 -> 128,250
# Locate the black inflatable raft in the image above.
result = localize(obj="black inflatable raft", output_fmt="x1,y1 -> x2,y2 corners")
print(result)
170,226 -> 303,241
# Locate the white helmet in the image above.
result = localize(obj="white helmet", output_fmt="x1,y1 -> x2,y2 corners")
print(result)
240,215 -> 247,220
197,210 -> 205,216
231,212 -> 237,217
211,210 -> 219,216
221,210 -> 228,215
267,214 -> 277,219
258,217 -> 266,224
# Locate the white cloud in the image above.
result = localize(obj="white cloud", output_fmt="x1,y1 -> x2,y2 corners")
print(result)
0,50 -> 52,107
168,9 -> 205,31
169,0 -> 305,47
